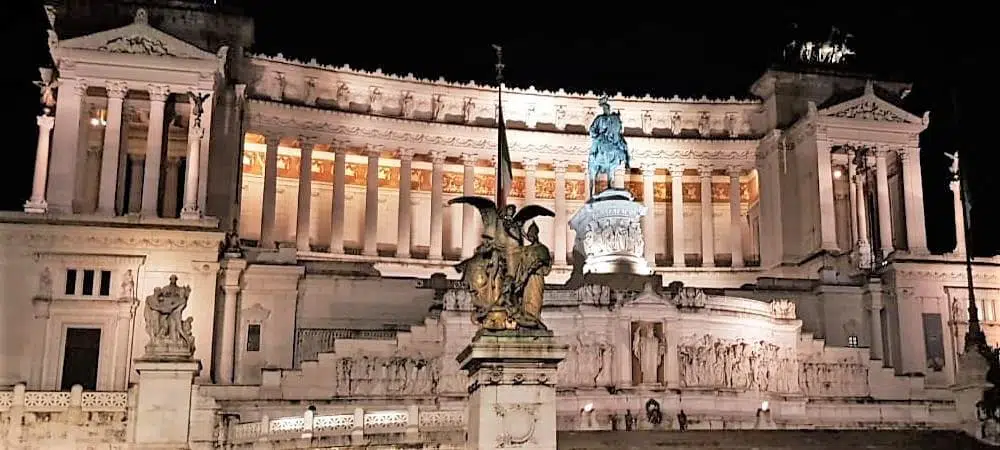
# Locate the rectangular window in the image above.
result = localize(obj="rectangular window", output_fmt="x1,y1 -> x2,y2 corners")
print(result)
247,324 -> 261,352
81,270 -> 95,296
847,335 -> 859,348
99,271 -> 112,296
64,269 -> 77,295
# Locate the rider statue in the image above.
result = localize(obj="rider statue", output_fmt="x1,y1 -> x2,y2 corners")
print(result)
588,95 -> 631,197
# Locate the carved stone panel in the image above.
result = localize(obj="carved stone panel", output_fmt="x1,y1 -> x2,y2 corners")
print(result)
677,334 -> 798,393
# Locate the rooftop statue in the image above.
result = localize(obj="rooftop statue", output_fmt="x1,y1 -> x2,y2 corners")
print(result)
450,197 -> 555,331
588,95 -> 631,197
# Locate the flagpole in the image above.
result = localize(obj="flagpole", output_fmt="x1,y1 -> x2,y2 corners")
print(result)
954,87 -> 985,353
493,45 -> 506,208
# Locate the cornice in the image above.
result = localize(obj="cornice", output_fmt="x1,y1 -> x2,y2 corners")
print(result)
249,53 -> 758,104
0,226 -> 223,252
245,55 -> 766,140
893,268 -> 999,285
246,101 -> 757,168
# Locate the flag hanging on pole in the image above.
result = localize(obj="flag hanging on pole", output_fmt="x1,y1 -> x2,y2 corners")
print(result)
493,45 -> 513,208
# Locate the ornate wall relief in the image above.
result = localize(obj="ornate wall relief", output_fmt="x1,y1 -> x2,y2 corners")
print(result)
800,358 -> 869,397
677,334 -> 798,393
328,355 -> 440,397
558,329 -> 614,388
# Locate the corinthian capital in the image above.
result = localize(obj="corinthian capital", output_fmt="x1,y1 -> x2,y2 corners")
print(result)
147,84 -> 170,102
105,80 -> 128,99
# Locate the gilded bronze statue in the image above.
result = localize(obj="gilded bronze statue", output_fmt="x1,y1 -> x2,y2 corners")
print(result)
450,196 -> 555,331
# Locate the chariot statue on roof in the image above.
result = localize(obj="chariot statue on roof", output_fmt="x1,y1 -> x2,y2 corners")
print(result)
587,95 -> 631,196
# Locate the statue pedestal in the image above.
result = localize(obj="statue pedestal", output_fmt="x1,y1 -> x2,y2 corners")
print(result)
132,359 -> 201,447
952,348 -> 994,440
457,330 -> 567,450
569,189 -> 651,276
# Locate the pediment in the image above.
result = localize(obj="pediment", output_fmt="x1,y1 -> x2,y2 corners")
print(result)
56,10 -> 215,60
817,82 -> 922,125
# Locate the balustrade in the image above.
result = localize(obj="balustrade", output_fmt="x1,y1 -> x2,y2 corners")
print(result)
225,405 -> 465,446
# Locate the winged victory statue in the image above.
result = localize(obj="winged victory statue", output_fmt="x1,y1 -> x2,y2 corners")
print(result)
450,196 -> 555,331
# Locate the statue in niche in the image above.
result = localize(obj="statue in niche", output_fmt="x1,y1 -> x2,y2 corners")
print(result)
143,275 -> 195,359
632,323 -> 665,385
451,198 -> 555,331
36,267 -> 52,300
587,95 -> 631,196
119,269 -> 135,300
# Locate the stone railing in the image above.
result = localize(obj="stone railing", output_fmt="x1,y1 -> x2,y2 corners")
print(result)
0,384 -> 130,446
225,405 -> 465,447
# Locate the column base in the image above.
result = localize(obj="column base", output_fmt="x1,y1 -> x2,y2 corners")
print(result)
23,199 -> 48,214
458,330 -> 568,450
180,206 -> 202,220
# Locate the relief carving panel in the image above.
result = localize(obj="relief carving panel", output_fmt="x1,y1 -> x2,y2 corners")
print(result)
677,334 -> 798,393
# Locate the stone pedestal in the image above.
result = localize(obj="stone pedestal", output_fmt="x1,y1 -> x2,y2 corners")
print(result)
457,331 -> 567,450
133,359 -> 201,447
952,349 -> 993,440
569,189 -> 650,275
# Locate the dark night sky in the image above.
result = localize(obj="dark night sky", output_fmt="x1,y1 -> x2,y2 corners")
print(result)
3,2 -> 995,256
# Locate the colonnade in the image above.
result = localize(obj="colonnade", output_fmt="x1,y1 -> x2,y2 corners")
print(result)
824,144 -> 925,266
26,78 -> 210,218
253,133 -> 754,268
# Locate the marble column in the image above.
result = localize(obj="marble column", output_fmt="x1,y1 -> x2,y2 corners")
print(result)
25,114 -> 56,213
396,148 -> 414,258
855,166 -> 872,268
97,81 -> 127,215
848,159 -> 859,252
869,292 -> 885,361
641,164 -> 656,264
295,140 -> 315,252
329,146 -> 346,254
699,168 -> 715,267
951,178 -> 966,255
461,153 -> 477,259
524,157 -> 538,202
128,156 -> 145,214
899,149 -> 928,254
429,151 -> 445,260
727,167 -> 744,268
815,130 -> 839,251
363,144 -> 382,256
48,79 -> 87,214
218,259 -> 246,384
259,135 -> 280,248
161,157 -> 181,218
180,94 -> 207,220
554,161 -> 568,265
141,84 -> 169,216
670,168 -> 685,267
82,146 -> 102,213
874,149 -> 894,257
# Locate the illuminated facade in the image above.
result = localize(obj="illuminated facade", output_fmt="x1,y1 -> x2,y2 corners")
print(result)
1,2 -> 998,448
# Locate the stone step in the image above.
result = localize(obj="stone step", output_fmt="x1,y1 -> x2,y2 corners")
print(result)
557,430 -> 993,449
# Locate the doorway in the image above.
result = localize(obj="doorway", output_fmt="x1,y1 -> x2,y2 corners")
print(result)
60,327 -> 101,391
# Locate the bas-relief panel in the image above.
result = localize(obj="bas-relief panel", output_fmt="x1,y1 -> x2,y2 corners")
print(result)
241,153 -> 758,203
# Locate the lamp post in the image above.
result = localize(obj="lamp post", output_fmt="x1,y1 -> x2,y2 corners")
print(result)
953,151 -> 985,353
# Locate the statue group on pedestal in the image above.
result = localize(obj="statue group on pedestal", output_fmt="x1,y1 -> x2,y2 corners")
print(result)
588,95 -> 631,196
143,275 -> 196,359
452,198 -> 555,331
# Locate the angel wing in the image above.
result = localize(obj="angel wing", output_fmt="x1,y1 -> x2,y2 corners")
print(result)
448,196 -> 499,231
512,204 -> 555,224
